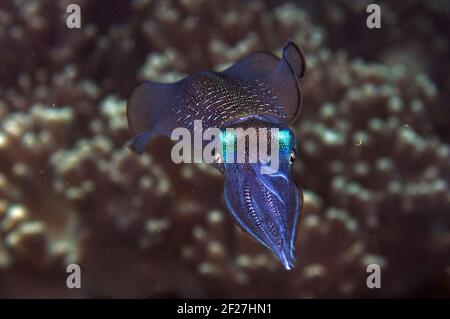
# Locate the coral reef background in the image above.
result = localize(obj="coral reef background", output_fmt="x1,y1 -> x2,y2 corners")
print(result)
0,0 -> 449,298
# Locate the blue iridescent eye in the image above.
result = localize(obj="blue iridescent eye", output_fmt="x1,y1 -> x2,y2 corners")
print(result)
278,129 -> 291,146
277,129 -> 292,160
220,130 -> 236,163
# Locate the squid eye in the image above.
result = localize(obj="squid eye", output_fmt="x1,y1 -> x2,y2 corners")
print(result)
214,151 -> 222,164
290,151 -> 296,163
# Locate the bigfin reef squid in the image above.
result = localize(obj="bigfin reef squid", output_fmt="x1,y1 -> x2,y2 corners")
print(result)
127,41 -> 306,270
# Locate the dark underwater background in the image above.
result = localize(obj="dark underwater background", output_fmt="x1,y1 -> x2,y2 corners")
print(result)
0,0 -> 449,298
